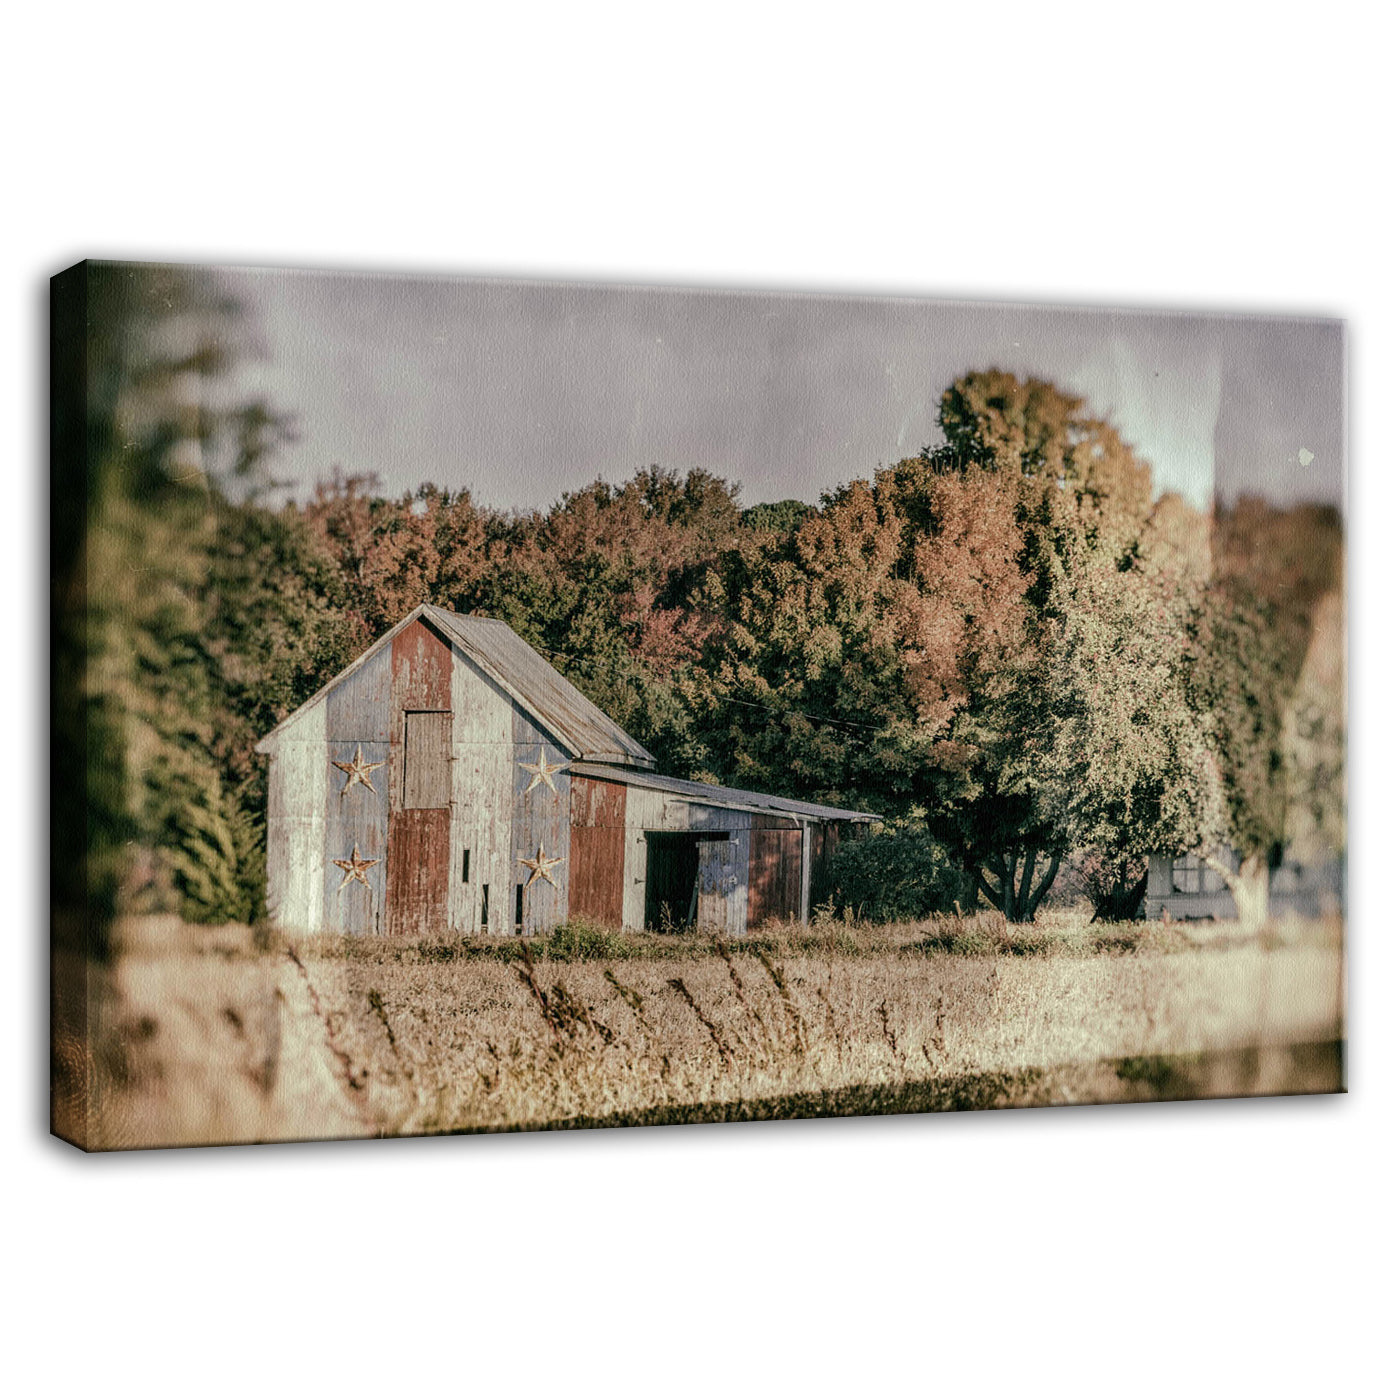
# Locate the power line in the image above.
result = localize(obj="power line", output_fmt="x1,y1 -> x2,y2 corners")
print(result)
529,637 -> 891,740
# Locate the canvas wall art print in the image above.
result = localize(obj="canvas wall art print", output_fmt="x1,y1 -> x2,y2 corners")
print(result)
50,261 -> 1346,1150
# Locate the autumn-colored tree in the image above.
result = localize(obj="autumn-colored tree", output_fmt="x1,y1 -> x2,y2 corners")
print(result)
696,473 -> 923,807
897,373 -> 1157,918
456,466 -> 743,770
300,475 -> 489,637
885,459 -> 1061,918
699,372 -> 1169,921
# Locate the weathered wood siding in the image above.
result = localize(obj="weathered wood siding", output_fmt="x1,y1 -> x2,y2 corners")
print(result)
568,776 -> 627,926
386,620 -> 453,936
620,788 -> 662,931
747,814 -> 803,926
403,710 -> 453,808
511,705 -> 570,934
696,832 -> 749,934
323,644 -> 391,935
449,646 -> 514,935
265,702 -> 326,932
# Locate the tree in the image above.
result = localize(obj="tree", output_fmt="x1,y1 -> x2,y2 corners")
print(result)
1188,499 -> 1343,927
822,817 -> 973,923
896,372 -> 1156,919
696,371 -> 1168,921
694,472 -> 923,809
1040,503 -> 1224,920
55,262 -> 293,937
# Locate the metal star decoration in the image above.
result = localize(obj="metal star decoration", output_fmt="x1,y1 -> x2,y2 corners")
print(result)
518,750 -> 568,794
517,843 -> 565,892
332,844 -> 379,892
332,744 -> 386,795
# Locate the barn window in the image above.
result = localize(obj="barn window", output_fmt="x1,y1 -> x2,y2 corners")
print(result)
462,849 -> 471,884
481,884 -> 490,926
403,710 -> 451,809
1172,854 -> 1226,894
515,884 -> 524,929
1172,855 -> 1201,893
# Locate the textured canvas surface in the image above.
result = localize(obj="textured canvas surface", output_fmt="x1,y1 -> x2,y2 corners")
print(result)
51,261 -> 1345,1151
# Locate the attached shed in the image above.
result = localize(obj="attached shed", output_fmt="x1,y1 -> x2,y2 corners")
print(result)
255,604 -> 876,936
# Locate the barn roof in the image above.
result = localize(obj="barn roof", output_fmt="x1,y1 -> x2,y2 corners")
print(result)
425,607 -> 655,766
255,603 -> 655,767
569,761 -> 879,824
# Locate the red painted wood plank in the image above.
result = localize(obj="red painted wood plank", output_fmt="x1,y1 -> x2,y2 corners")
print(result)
570,775 -> 627,829
568,777 -> 627,925
748,814 -> 801,926
385,807 -> 451,936
385,620 -> 454,935
391,618 -> 453,715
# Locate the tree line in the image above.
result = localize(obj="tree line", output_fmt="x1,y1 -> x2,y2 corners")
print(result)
55,265 -> 1344,945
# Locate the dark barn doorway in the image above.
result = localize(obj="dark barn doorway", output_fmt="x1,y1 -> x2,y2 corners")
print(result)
644,831 -> 730,930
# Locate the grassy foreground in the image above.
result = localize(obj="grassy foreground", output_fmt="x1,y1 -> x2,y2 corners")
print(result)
54,911 -> 1345,1150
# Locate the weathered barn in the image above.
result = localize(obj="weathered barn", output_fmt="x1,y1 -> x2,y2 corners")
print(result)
255,604 -> 876,936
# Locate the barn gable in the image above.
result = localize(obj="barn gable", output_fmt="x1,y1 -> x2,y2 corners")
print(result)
255,603 -> 654,769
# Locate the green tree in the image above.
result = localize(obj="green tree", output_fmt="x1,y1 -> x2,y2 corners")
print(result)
1188,499 -> 1343,926
1040,502 -> 1224,920
54,261 -> 293,937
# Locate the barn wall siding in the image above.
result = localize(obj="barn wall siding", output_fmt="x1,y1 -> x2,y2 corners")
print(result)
512,705 -> 571,934
385,808 -> 451,936
266,703 -> 326,932
322,643 -> 392,934
449,646 -> 515,935
322,739 -> 389,935
326,643 -> 392,744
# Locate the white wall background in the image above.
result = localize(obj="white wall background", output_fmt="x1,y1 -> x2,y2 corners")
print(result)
5,4 -> 1386,1388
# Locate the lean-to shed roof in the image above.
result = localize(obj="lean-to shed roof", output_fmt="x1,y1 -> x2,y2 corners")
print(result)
255,604 -> 655,767
570,761 -> 878,823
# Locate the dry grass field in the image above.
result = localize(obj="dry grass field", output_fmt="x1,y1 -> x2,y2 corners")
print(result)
54,911 -> 1345,1150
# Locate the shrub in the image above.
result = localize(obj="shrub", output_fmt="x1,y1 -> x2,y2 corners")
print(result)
541,920 -> 638,961
823,819 -> 974,923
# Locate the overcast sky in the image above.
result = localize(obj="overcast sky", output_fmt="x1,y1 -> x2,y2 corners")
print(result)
227,266 -> 1344,514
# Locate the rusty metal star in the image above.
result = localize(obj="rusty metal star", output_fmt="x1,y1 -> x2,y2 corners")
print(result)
332,744 -> 386,795
332,844 -> 379,892
517,843 -> 565,892
517,750 -> 568,794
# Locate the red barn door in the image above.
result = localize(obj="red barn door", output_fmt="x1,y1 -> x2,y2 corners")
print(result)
747,814 -> 802,927
568,775 -> 627,927
385,620 -> 453,936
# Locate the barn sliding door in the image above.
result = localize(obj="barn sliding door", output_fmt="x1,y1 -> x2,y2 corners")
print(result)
386,709 -> 453,936
385,708 -> 452,936
747,815 -> 802,927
